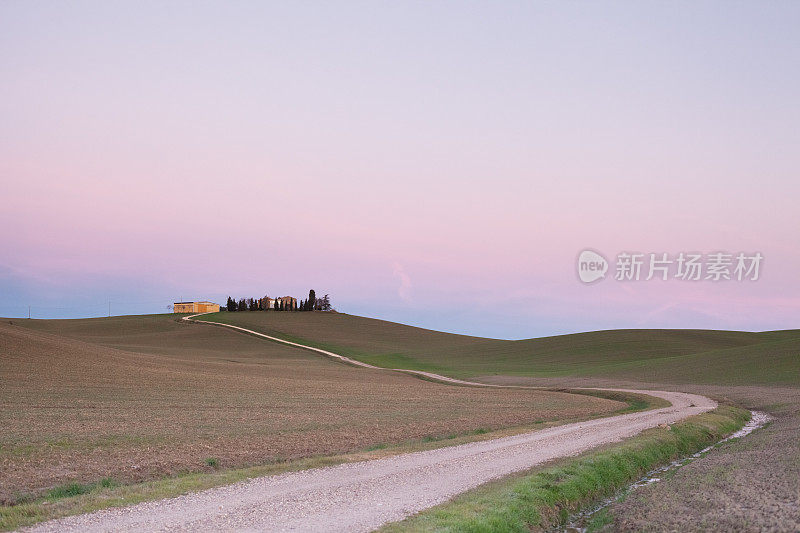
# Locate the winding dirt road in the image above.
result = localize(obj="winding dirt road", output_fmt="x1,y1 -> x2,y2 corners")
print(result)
24,315 -> 716,532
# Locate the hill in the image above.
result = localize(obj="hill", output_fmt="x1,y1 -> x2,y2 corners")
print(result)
198,311 -> 800,385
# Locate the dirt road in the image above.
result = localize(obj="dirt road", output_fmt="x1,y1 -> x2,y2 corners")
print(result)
23,316 -> 716,532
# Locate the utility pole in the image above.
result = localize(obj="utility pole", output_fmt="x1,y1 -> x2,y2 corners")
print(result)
108,301 -> 111,317
28,305 -> 31,319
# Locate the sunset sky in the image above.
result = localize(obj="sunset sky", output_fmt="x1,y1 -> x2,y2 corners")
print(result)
2,2 -> 799,338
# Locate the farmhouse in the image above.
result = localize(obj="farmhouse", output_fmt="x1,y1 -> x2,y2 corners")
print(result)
277,296 -> 297,310
260,296 -> 297,310
174,301 -> 220,313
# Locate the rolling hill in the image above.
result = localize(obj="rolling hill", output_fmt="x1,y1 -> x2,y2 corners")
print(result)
198,311 -> 800,385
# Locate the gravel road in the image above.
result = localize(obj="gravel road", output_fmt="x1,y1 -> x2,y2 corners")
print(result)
22,317 -> 717,532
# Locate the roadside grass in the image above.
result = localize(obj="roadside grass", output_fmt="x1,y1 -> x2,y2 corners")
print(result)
550,389 -> 670,412
584,507 -> 613,532
379,405 -> 749,533
0,390 -> 660,531
47,479 -> 117,500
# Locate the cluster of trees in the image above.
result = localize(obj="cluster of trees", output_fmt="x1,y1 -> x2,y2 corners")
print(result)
224,297 -> 289,312
299,290 -> 332,311
224,290 -> 333,312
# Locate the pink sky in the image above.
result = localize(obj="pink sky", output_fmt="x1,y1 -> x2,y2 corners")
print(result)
2,2 -> 799,337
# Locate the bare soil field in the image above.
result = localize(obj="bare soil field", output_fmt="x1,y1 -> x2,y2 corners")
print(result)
22,390 -> 714,533
0,315 -> 622,504
612,384 -> 800,532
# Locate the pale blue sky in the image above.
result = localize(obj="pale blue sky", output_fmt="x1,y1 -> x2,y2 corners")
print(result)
2,2 -> 799,338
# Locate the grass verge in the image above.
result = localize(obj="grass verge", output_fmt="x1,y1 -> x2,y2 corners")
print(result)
0,390 -> 661,531
379,405 -> 749,533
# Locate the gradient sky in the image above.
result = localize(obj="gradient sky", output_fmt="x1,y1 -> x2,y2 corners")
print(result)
2,2 -> 799,338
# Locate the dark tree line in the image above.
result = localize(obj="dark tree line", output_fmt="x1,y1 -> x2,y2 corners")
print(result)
298,290 -> 332,311
224,291 -> 333,312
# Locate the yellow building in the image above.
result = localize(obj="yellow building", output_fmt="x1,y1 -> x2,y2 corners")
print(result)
173,301 -> 220,313
259,296 -> 297,310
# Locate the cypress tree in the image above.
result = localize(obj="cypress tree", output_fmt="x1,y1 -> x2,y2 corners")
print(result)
308,290 -> 316,311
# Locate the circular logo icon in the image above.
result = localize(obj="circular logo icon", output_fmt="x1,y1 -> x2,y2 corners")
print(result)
577,250 -> 608,283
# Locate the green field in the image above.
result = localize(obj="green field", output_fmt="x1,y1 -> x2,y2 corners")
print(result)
198,311 -> 800,385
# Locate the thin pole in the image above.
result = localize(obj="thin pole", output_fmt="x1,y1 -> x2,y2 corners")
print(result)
108,301 -> 111,317
28,305 -> 31,319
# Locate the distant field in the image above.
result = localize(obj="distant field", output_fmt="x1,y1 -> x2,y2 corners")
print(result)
199,311 -> 800,385
0,315 -> 622,503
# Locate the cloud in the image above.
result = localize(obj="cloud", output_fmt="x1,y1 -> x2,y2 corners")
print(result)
392,262 -> 412,302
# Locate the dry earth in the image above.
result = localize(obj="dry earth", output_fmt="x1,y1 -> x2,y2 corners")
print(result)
0,317 -> 621,503
612,384 -> 800,532
23,390 -> 714,532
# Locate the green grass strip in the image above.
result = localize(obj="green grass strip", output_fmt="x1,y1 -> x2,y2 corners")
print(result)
381,405 -> 749,533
